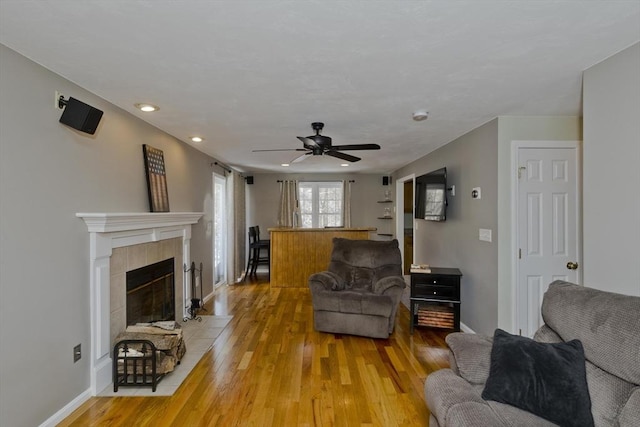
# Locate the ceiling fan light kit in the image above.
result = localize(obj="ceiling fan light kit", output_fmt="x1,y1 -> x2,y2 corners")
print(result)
252,122 -> 381,163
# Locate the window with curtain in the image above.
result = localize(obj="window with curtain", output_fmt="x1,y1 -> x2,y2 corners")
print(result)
298,181 -> 343,228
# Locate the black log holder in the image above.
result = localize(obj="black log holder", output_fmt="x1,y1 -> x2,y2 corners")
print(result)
113,339 -> 163,392
183,261 -> 207,322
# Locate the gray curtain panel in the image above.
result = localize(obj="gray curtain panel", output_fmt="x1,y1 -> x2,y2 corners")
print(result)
230,171 -> 246,282
277,180 -> 299,227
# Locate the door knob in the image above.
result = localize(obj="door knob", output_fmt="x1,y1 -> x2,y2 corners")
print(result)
566,262 -> 579,270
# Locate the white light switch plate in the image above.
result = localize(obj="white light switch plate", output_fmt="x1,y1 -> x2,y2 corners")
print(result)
479,228 -> 492,242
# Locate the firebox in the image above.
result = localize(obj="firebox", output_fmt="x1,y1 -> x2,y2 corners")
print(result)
126,258 -> 175,326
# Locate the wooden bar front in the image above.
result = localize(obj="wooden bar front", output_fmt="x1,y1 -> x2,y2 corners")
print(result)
268,228 -> 375,288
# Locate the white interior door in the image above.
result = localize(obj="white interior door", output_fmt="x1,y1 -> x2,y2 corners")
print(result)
516,144 -> 580,336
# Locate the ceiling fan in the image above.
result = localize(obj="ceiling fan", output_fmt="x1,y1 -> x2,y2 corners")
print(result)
252,122 -> 381,163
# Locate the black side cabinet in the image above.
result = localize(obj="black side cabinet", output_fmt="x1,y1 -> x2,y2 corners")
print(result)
410,267 -> 462,333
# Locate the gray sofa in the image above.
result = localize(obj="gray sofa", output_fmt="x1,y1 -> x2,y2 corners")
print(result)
425,281 -> 640,426
308,238 -> 406,339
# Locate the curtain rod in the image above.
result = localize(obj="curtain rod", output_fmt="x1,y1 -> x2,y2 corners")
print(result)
211,161 -> 232,174
276,180 -> 355,183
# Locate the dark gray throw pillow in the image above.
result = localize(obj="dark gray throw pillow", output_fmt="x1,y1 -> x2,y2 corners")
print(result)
481,329 -> 594,427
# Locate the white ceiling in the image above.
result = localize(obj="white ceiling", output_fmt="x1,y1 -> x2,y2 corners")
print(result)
1,1 -> 639,174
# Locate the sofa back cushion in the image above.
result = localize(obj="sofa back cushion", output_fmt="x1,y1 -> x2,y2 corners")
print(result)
541,281 -> 640,385
584,361 -> 638,426
536,310 -> 638,426
328,238 -> 402,290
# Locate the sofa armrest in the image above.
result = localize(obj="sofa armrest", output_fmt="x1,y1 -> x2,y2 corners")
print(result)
372,276 -> 406,295
309,271 -> 345,292
425,369 -> 506,427
445,333 -> 493,385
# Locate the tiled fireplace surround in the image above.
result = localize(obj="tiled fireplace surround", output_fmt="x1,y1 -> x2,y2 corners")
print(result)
77,212 -> 203,395
109,238 -> 183,347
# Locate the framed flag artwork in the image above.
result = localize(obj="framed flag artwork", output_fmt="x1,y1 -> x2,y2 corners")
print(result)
142,144 -> 170,212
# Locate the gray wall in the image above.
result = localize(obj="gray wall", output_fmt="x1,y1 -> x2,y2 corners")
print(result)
583,42 -> 640,296
393,116 -> 581,335
0,45 -> 217,427
394,119 -> 500,336
246,173 -> 392,239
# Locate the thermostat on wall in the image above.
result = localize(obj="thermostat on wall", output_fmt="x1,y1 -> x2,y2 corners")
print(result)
472,187 -> 481,199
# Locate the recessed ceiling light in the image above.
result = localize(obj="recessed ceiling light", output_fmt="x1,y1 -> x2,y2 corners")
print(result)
134,103 -> 159,112
341,163 -> 349,167
281,163 -> 290,167
412,110 -> 429,121
190,136 -> 203,143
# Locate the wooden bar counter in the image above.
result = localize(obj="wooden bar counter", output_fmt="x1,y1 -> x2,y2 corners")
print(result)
268,227 -> 376,288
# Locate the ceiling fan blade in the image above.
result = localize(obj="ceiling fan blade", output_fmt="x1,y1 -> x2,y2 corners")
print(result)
330,144 -> 381,151
325,150 -> 361,162
291,152 -> 312,163
297,136 -> 319,148
252,148 -> 308,152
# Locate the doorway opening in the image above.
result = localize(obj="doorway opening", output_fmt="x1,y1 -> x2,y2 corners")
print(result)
395,174 -> 415,275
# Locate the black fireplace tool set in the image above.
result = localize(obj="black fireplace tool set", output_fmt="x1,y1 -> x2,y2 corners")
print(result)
183,261 -> 206,322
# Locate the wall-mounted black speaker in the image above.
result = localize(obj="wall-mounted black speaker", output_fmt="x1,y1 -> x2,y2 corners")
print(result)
382,176 -> 391,186
246,176 -> 254,185
59,97 -> 104,135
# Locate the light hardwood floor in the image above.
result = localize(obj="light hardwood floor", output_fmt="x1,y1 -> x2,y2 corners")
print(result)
59,276 -> 451,426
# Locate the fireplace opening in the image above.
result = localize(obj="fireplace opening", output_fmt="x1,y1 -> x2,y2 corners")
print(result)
126,258 -> 175,326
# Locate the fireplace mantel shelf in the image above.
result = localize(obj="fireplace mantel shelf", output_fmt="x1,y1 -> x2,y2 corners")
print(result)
77,212 -> 204,233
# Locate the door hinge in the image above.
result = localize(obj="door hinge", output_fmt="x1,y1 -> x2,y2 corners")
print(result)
518,248 -> 522,259
518,166 -> 526,179
519,329 -> 522,336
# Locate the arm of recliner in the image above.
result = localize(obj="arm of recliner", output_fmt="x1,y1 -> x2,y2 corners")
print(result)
445,333 -> 493,385
372,276 -> 406,295
308,271 -> 345,292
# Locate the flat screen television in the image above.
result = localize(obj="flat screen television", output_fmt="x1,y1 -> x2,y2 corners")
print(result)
415,167 -> 447,221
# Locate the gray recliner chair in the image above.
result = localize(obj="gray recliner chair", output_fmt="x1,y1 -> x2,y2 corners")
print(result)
308,238 -> 406,339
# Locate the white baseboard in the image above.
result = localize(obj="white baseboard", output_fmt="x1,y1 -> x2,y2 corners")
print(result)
38,388 -> 91,427
460,322 -> 475,334
203,290 -> 214,304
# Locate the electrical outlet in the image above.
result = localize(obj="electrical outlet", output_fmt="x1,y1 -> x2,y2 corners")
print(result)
479,228 -> 492,242
449,185 -> 455,196
55,90 -> 65,109
73,344 -> 81,363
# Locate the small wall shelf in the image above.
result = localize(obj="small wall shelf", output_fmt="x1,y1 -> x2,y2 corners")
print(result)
376,194 -> 393,238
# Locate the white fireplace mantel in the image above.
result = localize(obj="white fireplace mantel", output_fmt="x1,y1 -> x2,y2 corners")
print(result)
77,212 -> 203,233
77,211 -> 204,395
